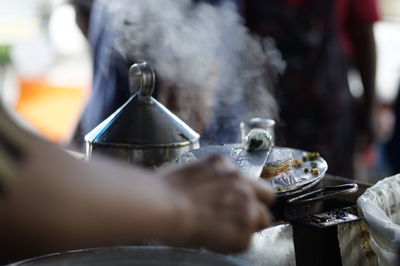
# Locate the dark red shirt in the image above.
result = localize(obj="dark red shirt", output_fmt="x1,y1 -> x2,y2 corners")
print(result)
246,0 -> 381,55
336,0 -> 380,55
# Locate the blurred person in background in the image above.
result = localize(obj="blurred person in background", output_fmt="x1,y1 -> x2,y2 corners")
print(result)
386,82 -> 400,174
244,0 -> 380,178
70,0 -> 130,146
0,101 -> 274,264
70,0 -> 211,145
71,0 -> 93,38
71,0 -> 379,180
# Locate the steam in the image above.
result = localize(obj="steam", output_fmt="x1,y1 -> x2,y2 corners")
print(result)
115,0 -> 285,141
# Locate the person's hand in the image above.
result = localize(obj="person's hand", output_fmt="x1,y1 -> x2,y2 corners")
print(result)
163,155 -> 275,253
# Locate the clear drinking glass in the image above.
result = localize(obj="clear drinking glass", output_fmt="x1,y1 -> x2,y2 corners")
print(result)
240,118 -> 276,145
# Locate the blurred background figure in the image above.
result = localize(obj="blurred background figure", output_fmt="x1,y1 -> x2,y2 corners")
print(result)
70,0 -> 92,38
244,0 -> 380,178
358,2 -> 400,182
70,0 -> 130,146
386,81 -> 400,175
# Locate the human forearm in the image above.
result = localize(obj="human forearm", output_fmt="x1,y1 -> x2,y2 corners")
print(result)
0,137 -> 189,261
349,23 -> 377,146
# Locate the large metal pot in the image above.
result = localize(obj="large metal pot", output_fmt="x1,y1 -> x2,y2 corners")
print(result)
85,62 -> 200,168
9,246 -> 250,266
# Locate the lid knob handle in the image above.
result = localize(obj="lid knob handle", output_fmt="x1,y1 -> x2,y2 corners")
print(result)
129,62 -> 156,98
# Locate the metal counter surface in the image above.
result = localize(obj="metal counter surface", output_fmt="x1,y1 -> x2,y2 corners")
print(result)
235,223 -> 296,266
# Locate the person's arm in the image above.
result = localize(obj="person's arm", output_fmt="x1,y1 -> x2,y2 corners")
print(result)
0,109 -> 274,263
347,0 -> 380,148
349,22 -> 377,147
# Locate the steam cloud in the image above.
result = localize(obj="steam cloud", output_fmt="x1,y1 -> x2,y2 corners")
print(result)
115,0 -> 285,142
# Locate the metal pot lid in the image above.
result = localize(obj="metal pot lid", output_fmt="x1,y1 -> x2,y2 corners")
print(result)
85,62 -> 199,148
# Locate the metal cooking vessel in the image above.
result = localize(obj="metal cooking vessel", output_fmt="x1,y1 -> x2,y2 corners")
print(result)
9,246 -> 250,266
85,62 -> 200,167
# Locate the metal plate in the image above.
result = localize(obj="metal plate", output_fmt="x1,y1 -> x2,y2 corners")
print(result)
180,145 -> 327,196
9,246 -> 250,266
181,144 -> 271,180
268,147 -> 328,196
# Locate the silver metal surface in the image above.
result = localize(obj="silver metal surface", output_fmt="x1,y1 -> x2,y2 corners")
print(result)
301,207 -> 360,228
183,145 -> 327,194
87,142 -> 197,168
9,246 -> 250,266
187,144 -> 271,180
235,223 -> 296,266
85,62 -> 200,167
338,220 -> 378,266
129,62 -> 156,97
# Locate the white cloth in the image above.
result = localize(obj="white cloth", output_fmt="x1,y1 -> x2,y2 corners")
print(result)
358,174 -> 400,266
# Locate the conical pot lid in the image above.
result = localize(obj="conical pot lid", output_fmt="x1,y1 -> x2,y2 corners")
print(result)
85,62 -> 199,148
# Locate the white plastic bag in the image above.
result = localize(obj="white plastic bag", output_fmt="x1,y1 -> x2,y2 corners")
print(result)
357,174 -> 400,266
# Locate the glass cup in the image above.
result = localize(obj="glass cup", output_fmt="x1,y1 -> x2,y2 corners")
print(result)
240,118 -> 276,145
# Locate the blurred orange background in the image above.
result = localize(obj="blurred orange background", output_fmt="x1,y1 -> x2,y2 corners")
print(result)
16,78 -> 88,142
